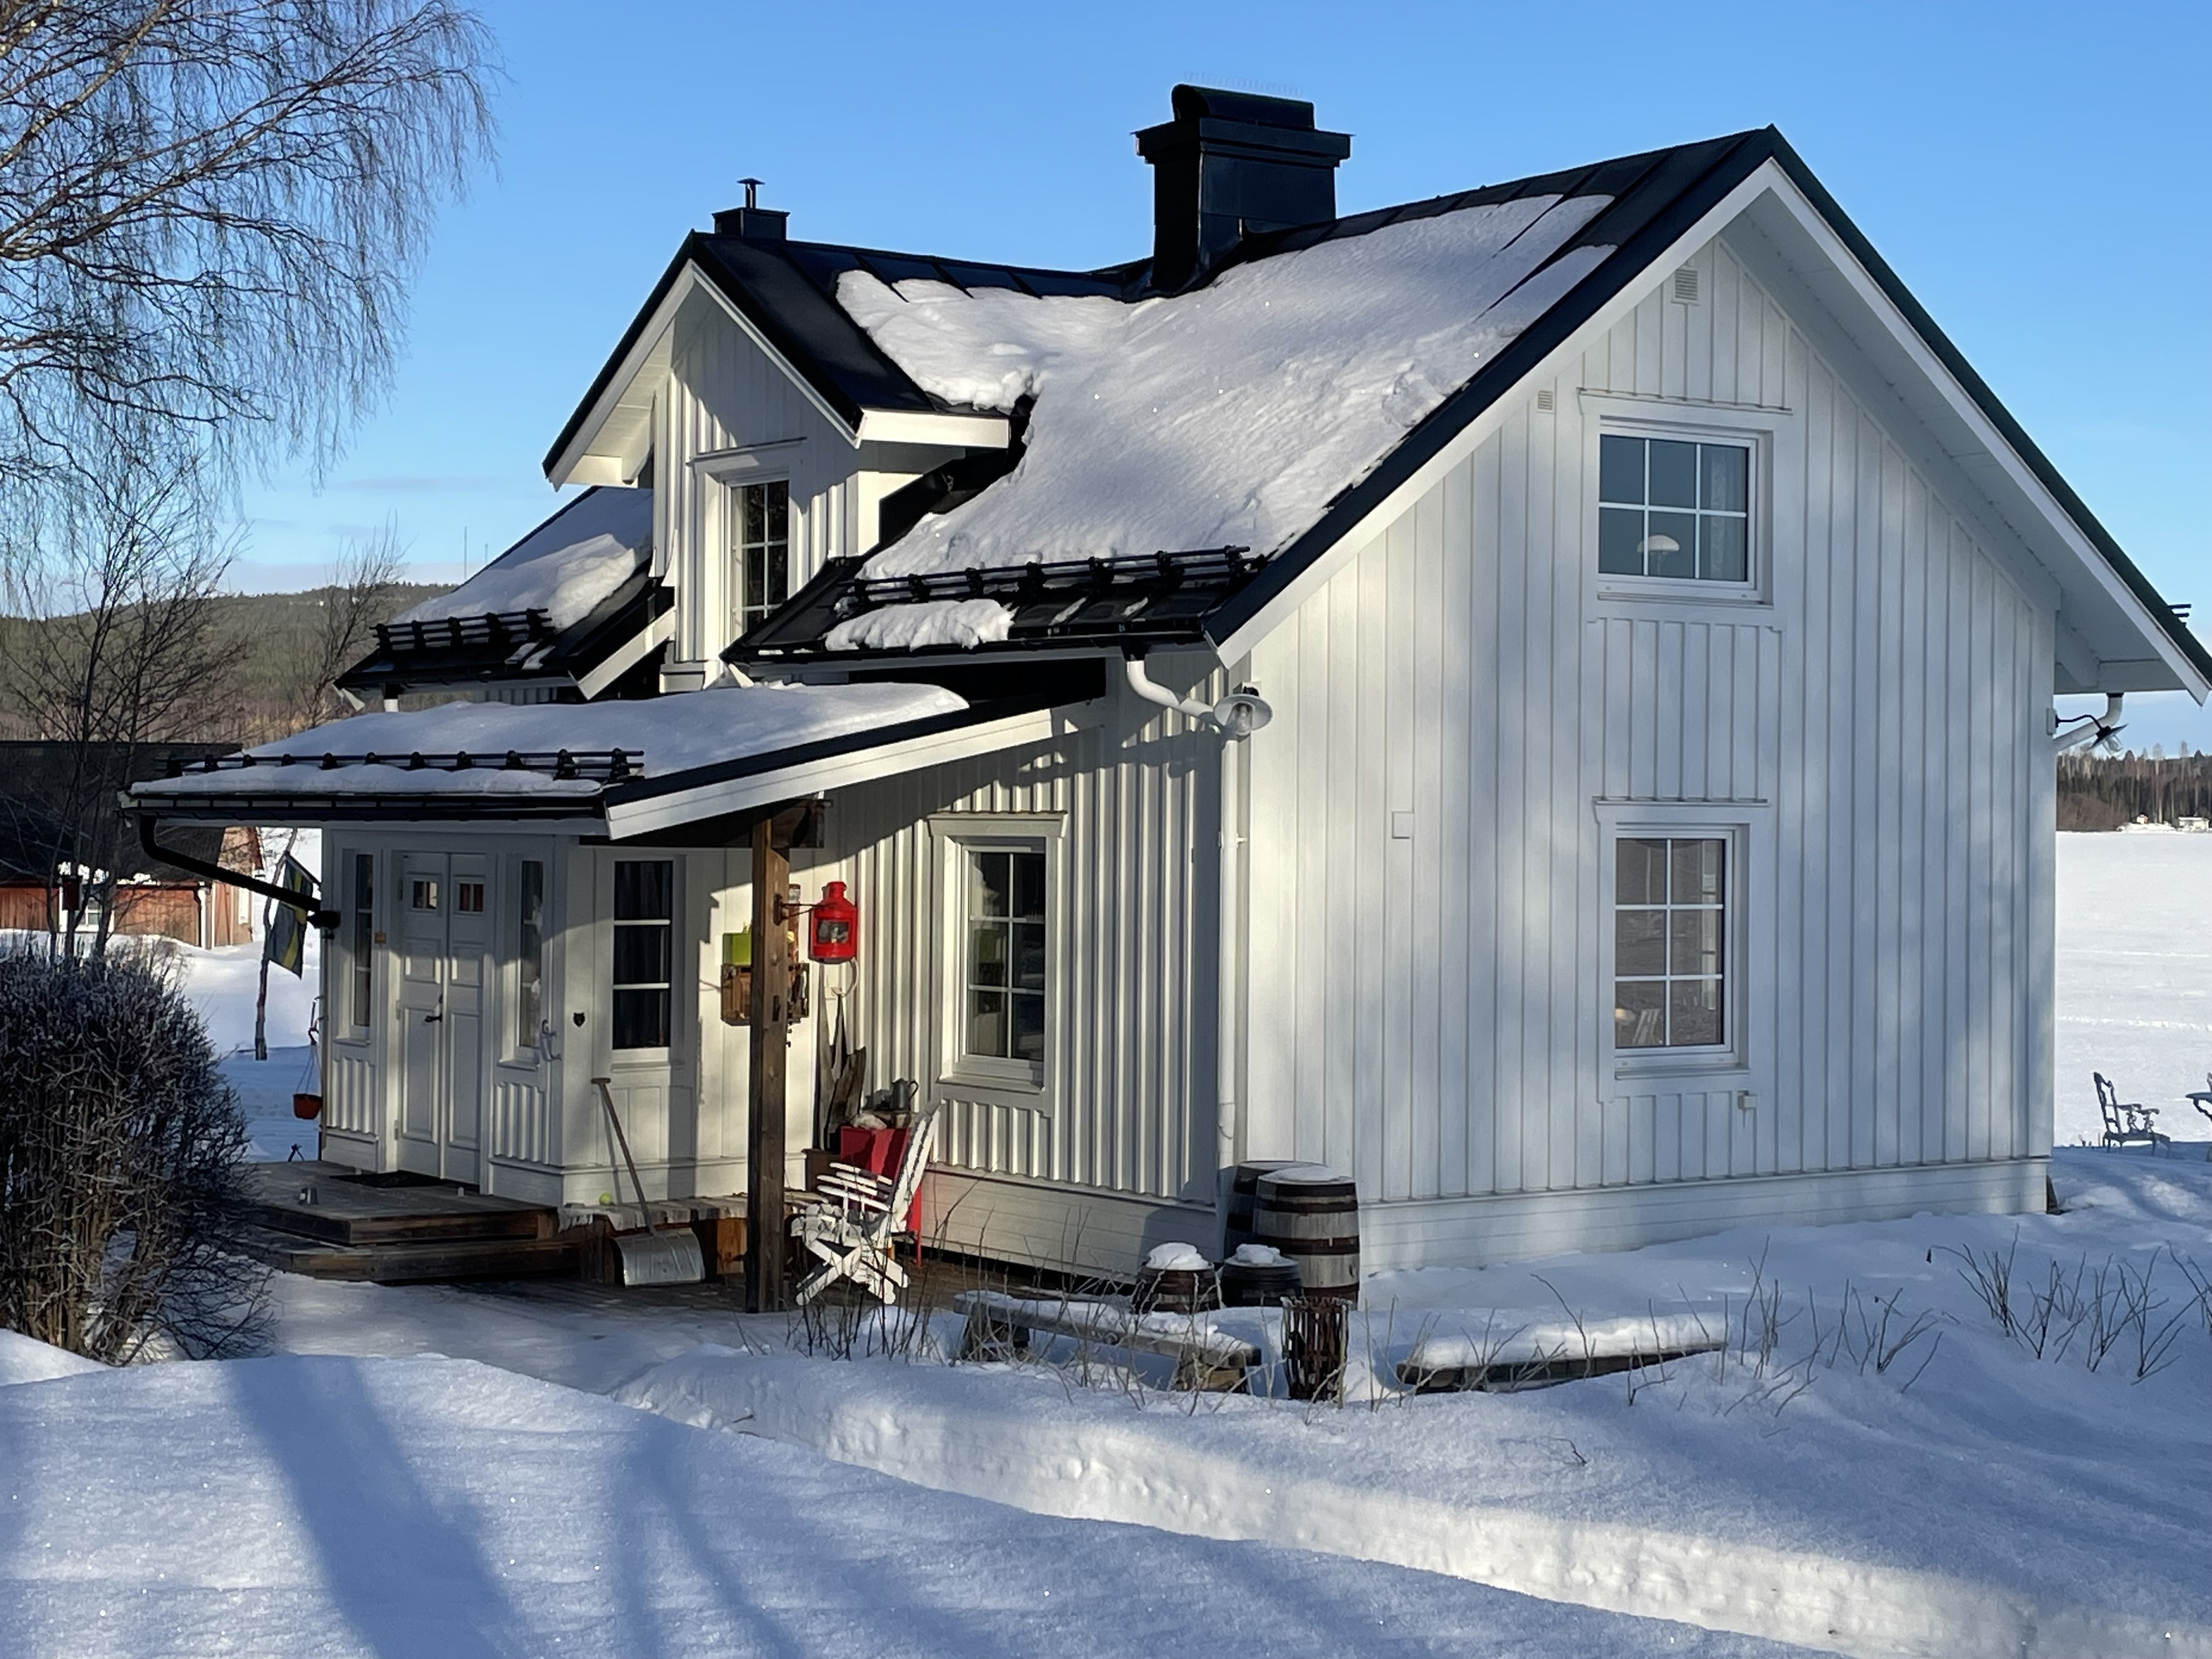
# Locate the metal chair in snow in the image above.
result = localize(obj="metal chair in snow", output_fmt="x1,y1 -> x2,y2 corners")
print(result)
2187,1074 -> 2212,1161
2095,1073 -> 2169,1152
789,1101 -> 939,1306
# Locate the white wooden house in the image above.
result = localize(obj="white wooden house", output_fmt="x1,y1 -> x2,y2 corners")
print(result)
134,89 -> 2208,1283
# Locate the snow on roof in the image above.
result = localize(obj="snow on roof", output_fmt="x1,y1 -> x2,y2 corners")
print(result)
838,193 -> 1613,578
825,599 -> 1013,652
134,680 -> 966,800
396,486 -> 653,633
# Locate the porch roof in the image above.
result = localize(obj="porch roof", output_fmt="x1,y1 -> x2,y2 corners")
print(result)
125,679 -> 1025,830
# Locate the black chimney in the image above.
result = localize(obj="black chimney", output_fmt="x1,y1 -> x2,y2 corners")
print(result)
1135,86 -> 1351,291
714,176 -> 788,241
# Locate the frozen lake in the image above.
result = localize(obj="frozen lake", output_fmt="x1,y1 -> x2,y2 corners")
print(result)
2055,829 -> 2212,1148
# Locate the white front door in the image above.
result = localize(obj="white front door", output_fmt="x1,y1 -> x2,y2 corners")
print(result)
393,851 -> 491,1185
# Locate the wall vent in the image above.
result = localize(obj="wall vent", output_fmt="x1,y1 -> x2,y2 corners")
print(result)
1534,388 -> 1555,413
1671,266 -> 1701,304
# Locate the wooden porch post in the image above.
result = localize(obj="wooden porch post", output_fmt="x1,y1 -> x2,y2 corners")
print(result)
745,815 -> 790,1312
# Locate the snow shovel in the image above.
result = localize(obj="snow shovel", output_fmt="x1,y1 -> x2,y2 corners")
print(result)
590,1076 -> 705,1287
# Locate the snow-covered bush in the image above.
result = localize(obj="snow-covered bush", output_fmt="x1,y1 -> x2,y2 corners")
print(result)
0,947 -> 268,1361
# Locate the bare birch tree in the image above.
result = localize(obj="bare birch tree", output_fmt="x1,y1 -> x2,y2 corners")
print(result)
0,1 -> 496,517
277,519 -> 408,732
1,442 -> 239,951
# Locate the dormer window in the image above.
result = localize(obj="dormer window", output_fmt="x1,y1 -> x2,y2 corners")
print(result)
732,478 -> 789,635
1598,434 -> 1748,583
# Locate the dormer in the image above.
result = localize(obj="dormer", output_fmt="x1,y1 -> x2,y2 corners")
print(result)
543,187 -> 1036,689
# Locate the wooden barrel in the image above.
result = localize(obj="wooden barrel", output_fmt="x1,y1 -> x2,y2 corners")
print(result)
1220,1258 -> 1301,1307
1253,1166 -> 1359,1302
1225,1160 -> 1303,1256
1132,1265 -> 1222,1315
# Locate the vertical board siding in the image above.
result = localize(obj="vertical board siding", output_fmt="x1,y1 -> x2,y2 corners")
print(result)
1246,235 -> 2046,1205
663,298 -> 861,665
490,1077 -> 552,1167
325,1051 -> 377,1137
820,685 -> 1221,1205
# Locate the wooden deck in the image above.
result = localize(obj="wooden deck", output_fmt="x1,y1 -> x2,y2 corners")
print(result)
232,1161 -> 576,1283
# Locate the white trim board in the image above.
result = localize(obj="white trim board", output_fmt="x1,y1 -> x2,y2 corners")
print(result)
1358,1156 -> 2048,1273
919,1166 -> 1216,1279
552,263 -> 1011,488
602,705 -> 1075,840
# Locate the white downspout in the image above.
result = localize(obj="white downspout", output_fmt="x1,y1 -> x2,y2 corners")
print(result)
1123,654 -> 1263,1170
1216,733 -> 1241,1166
1123,656 -> 1215,723
2051,693 -> 2124,755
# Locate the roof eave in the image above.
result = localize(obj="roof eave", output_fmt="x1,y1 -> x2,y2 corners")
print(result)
1203,131 -> 2207,698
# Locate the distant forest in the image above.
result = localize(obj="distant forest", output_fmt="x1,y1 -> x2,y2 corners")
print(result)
2057,751 -> 2212,832
0,584 -> 448,745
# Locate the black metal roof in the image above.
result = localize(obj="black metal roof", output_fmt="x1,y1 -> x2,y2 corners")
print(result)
1194,127 -> 2211,685
551,127 -> 2209,689
545,233 -> 1130,472
336,487 -> 669,698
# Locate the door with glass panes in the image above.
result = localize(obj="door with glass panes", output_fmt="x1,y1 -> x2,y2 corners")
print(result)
393,850 -> 492,1183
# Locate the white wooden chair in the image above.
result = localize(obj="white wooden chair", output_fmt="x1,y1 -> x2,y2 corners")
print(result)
2095,1073 -> 2169,1152
790,1103 -> 939,1306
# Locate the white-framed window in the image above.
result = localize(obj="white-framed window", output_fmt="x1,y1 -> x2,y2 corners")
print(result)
1612,836 -> 1728,1051
1598,432 -> 1751,584
730,478 -> 789,636
964,849 -> 1047,1066
515,859 -> 545,1058
611,859 -> 674,1051
348,852 -> 375,1031
929,814 -> 1063,1101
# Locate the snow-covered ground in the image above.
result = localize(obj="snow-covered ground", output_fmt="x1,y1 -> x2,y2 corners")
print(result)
0,1346 -> 1807,1658
4,829 -> 2210,1657
2055,828 -> 2212,1147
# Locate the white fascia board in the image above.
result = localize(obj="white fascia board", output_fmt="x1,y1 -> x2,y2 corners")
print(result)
1748,172 -> 2208,702
855,409 -> 1010,448
548,264 -> 865,488
1211,165 -> 1785,665
603,704 -> 1070,840
575,606 -> 678,702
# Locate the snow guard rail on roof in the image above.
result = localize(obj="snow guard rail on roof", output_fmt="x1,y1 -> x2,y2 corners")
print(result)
730,546 -> 1267,662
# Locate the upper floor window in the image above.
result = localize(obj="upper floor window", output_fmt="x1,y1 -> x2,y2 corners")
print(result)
732,479 -> 789,636
1599,435 -> 1748,583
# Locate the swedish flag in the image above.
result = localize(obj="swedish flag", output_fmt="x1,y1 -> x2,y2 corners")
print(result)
262,854 -> 316,977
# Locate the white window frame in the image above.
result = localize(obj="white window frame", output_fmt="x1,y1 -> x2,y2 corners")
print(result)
509,854 -> 548,1065
695,439 -> 805,649
727,476 -> 792,638
927,812 -> 1065,1110
608,856 -> 678,1057
343,848 -> 375,1038
1596,803 -> 1765,1085
1580,398 -> 1785,612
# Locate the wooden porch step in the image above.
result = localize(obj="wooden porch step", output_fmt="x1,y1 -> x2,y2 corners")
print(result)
236,1160 -> 557,1247
229,1222 -> 579,1284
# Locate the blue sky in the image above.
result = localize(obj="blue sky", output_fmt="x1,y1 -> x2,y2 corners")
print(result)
231,0 -> 2211,744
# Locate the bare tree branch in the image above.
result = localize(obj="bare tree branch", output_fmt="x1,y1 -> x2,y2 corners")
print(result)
278,515 -> 405,730
0,2 -> 496,509
1,436 -> 239,950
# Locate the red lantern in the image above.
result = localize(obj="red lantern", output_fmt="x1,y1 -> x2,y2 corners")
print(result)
809,879 -> 857,963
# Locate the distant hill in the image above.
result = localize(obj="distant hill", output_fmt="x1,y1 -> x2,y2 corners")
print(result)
0,583 -> 451,744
